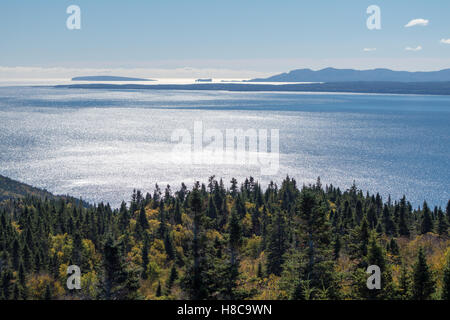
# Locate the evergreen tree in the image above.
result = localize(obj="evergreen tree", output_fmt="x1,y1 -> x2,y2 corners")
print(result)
166,264 -> 178,291
44,284 -> 52,300
226,209 -> 242,299
257,262 -> 263,278
138,206 -> 149,230
437,208 -> 448,236
333,235 -> 341,260
442,255 -> 450,300
182,184 -> 209,299
158,201 -> 167,238
265,209 -> 288,276
420,202 -> 433,234
293,190 -> 337,299
156,281 -> 162,297
174,200 -> 182,225
361,233 -> 395,299
207,196 -> 217,221
388,238 -> 400,255
382,204 -> 396,236
101,237 -> 140,300
412,247 -> 435,300
350,216 -> 370,261
164,232 -> 175,261
141,238 -> 149,279
118,201 -> 130,230
398,262 -> 411,300
398,197 -> 410,237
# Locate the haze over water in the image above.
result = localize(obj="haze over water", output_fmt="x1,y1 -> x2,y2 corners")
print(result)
0,86 -> 448,208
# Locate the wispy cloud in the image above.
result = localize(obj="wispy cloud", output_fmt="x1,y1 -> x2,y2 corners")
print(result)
363,48 -> 376,52
440,39 -> 450,44
405,19 -> 429,27
405,46 -> 423,52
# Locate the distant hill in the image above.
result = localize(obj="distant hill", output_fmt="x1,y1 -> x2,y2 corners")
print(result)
0,174 -> 88,206
72,76 -> 154,81
248,67 -> 450,82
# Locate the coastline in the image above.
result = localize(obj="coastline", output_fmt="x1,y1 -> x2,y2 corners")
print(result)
53,81 -> 450,96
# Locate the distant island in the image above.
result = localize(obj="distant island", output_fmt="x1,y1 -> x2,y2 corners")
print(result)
196,78 -> 213,82
248,67 -> 450,82
72,76 -> 154,81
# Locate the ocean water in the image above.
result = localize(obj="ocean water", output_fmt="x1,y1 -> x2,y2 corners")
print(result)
0,86 -> 449,208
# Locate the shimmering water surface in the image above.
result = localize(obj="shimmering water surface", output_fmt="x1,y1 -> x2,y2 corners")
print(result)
0,86 -> 449,207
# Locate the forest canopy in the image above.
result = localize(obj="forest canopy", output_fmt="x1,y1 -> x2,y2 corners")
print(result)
0,176 -> 449,300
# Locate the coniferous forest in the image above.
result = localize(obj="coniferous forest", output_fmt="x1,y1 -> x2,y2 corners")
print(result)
0,175 -> 449,300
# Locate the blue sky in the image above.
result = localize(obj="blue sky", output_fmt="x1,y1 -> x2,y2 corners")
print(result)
1,0 -> 450,78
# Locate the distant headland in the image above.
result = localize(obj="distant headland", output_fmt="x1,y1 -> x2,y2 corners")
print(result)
248,67 -> 450,82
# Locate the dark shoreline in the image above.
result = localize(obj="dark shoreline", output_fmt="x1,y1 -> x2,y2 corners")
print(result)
54,81 -> 450,95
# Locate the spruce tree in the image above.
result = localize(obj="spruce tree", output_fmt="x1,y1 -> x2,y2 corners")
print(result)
102,237 -> 140,300
44,283 -> 52,300
388,238 -> 400,255
265,209 -> 288,276
412,247 -> 435,300
398,196 -> 410,237
420,202 -> 433,234
294,190 -> 337,299
442,255 -> 450,300
226,208 -> 242,299
363,233 -> 395,299
437,208 -> 448,236
164,233 -> 175,261
118,201 -> 130,230
166,264 -> 178,291
398,262 -> 411,299
207,196 -> 217,222
156,281 -> 162,297
141,238 -> 149,279
181,184 -> 209,300
138,206 -> 149,230
257,262 -> 263,278
174,200 -> 182,225
158,201 -> 167,238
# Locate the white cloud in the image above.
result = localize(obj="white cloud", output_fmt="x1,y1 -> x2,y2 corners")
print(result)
405,46 -> 422,52
363,48 -> 377,52
405,19 -> 429,27
440,39 -> 450,44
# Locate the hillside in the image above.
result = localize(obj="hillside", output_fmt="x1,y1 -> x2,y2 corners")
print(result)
0,174 -> 55,202
0,174 -> 88,206
249,67 -> 450,82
